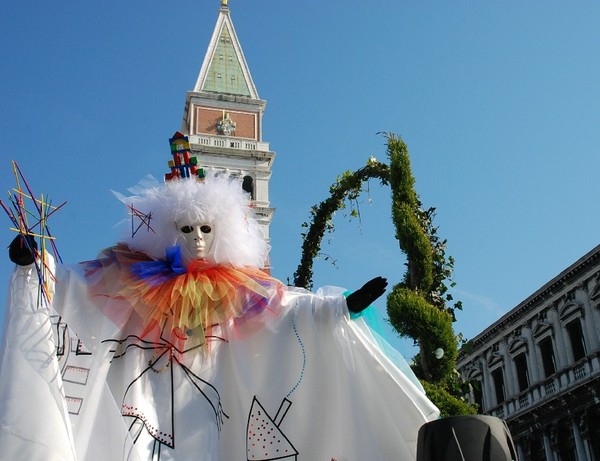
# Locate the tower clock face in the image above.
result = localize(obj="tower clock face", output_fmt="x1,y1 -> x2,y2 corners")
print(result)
217,113 -> 236,136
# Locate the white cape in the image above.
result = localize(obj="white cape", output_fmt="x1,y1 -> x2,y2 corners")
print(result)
0,261 -> 439,460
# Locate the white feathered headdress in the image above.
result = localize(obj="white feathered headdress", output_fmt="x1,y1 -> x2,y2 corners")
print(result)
115,172 -> 269,268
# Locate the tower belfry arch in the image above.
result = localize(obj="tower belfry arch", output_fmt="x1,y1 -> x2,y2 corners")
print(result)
181,1 -> 275,242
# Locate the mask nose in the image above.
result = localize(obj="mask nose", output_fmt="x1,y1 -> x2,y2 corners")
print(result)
192,227 -> 203,241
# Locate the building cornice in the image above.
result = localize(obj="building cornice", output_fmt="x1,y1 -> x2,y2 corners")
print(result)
465,244 -> 600,351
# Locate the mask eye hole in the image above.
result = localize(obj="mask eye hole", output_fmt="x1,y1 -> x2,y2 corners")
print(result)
200,225 -> 212,234
180,225 -> 193,234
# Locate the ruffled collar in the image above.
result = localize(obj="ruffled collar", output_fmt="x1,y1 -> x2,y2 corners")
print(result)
85,245 -> 282,348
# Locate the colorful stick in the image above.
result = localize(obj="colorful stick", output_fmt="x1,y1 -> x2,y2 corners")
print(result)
1,161 -> 66,304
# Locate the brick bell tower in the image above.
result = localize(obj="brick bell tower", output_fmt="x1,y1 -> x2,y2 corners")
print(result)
181,0 -> 275,243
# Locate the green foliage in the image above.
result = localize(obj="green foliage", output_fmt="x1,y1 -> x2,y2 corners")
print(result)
388,135 -> 434,292
384,133 -> 457,383
387,286 -> 457,382
293,133 -> 476,415
418,208 -> 463,317
383,132 -> 474,413
293,159 -> 389,290
421,381 -> 477,418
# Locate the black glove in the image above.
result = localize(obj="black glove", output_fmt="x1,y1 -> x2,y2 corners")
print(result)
346,276 -> 388,313
8,234 -> 38,266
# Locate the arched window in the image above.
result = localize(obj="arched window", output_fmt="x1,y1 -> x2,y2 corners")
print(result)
509,338 -> 529,392
467,368 -> 484,411
242,175 -> 254,199
559,302 -> 586,363
565,318 -> 586,361
538,336 -> 556,378
491,367 -> 505,405
514,352 -> 529,392
533,315 -> 556,378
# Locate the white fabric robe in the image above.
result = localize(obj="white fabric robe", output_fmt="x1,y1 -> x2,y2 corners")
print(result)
0,259 -> 439,461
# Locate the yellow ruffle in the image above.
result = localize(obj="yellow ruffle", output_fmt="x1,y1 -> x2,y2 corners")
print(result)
85,245 -> 281,348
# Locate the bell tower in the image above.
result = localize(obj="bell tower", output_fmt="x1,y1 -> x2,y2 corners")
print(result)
181,0 -> 275,241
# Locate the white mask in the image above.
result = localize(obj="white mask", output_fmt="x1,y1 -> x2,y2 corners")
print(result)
176,221 -> 215,261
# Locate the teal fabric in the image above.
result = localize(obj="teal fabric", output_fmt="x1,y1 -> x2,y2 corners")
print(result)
345,293 -> 424,393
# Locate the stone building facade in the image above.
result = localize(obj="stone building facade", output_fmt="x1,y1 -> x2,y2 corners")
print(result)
457,244 -> 600,460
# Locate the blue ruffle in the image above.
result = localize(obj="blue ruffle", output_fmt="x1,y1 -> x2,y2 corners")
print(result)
130,246 -> 187,286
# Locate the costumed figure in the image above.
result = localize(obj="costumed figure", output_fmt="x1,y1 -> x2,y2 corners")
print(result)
1,165 -> 439,460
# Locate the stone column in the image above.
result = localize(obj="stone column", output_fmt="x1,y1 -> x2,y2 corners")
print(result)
572,416 -> 587,461
581,283 -> 600,352
480,357 -> 494,412
544,428 -> 556,461
523,324 -> 540,385
577,411 -> 595,461
500,339 -> 516,399
516,441 -> 526,461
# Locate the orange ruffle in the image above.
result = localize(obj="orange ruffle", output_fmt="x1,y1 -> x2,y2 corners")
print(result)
84,245 -> 282,348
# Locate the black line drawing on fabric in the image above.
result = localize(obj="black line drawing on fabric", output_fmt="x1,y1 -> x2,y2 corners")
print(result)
244,303 -> 305,460
246,396 -> 298,461
102,319 -> 229,460
52,315 -> 92,361
287,303 -> 306,399
51,315 -> 92,415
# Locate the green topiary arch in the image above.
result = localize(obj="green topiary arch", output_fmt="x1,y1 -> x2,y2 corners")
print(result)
292,133 -> 474,416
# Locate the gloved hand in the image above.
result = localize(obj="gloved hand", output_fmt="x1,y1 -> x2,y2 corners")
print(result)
8,234 -> 37,266
346,276 -> 388,313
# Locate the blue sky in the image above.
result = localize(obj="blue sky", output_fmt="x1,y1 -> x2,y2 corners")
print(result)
1,1 -> 599,358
